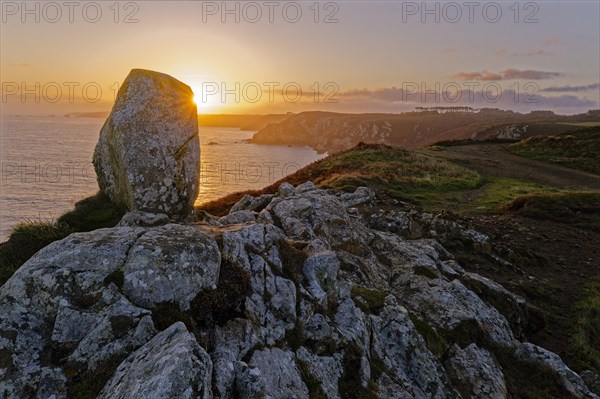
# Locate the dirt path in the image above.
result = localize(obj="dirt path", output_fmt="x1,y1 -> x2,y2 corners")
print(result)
436,143 -> 600,190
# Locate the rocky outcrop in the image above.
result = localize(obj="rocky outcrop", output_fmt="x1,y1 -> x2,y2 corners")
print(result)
93,69 -> 200,218
247,110 -> 584,154
122,224 -> 221,311
249,112 -> 392,153
445,344 -> 507,398
98,322 -> 212,399
1,183 -> 597,399
249,348 -> 309,398
514,343 -> 598,399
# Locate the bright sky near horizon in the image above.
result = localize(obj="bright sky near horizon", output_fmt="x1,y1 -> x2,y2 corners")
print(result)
1,0 -> 599,115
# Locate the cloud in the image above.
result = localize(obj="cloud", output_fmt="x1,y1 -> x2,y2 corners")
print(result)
250,85 -> 597,115
502,69 -> 563,80
455,69 -> 563,81
523,50 -> 552,57
338,87 -> 411,102
455,71 -> 503,81
541,83 -> 600,92
331,85 -> 597,113
542,38 -> 561,47
495,49 -> 552,57
441,46 -> 461,54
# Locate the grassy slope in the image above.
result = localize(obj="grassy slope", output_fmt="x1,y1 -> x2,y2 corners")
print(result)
199,143 -> 483,215
502,191 -> 600,231
0,193 -> 123,285
508,126 -> 600,174
199,142 -> 580,216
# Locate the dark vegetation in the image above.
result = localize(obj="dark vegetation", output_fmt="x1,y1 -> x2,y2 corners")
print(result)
0,221 -> 74,284
350,286 -> 388,314
58,192 -> 125,231
189,258 -> 251,326
66,355 -> 125,399
411,313 -> 574,398
502,191 -> 600,231
278,239 -> 310,290
338,342 -> 378,399
67,257 -> 252,399
439,191 -> 600,376
569,276 -> 600,372
152,258 -> 252,332
0,192 -> 124,285
508,126 -> 600,174
430,137 -> 519,147
196,140 -> 599,382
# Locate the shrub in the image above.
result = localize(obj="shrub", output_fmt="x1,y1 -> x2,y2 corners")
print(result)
189,258 -> 251,326
0,220 -> 74,284
0,192 -> 123,285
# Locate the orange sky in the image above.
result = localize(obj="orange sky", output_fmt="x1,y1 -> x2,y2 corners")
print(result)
1,1 -> 599,115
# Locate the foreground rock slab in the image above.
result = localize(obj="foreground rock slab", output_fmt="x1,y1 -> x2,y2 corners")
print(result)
98,322 -> 212,399
1,182 -> 599,399
93,68 -> 200,218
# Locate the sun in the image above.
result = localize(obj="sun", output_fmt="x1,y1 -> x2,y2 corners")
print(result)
190,85 -> 222,114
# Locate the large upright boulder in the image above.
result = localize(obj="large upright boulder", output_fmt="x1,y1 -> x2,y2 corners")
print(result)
93,69 -> 200,218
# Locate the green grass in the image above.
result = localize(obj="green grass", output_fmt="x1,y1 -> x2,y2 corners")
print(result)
199,142 -> 591,217
57,192 -> 124,231
402,174 -> 563,214
311,145 -> 481,194
0,220 -> 74,284
350,286 -> 388,314
463,178 -> 562,213
0,192 -> 124,285
508,126 -> 600,174
502,191 -> 600,231
569,276 -> 600,374
198,143 -> 484,215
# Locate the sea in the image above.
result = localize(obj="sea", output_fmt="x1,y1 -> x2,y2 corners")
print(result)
0,115 -> 325,241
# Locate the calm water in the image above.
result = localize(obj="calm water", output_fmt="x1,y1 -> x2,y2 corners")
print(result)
0,116 -> 325,240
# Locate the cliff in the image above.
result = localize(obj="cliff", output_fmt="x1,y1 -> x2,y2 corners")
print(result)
248,110 -> 600,154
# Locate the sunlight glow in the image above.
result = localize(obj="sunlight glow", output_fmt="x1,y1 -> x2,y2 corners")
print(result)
190,85 -> 224,114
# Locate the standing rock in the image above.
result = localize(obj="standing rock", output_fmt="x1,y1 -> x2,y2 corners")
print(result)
93,69 -> 200,218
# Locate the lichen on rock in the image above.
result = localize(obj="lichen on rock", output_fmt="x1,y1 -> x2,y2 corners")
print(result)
93,69 -> 200,218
